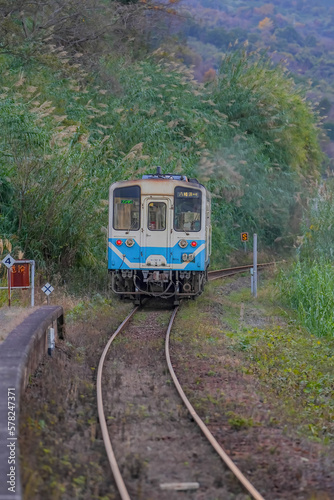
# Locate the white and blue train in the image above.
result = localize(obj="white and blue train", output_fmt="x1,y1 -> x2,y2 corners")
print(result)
108,167 -> 211,303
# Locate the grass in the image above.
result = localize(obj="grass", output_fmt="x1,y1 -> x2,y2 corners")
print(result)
227,411 -> 257,431
279,260 -> 334,338
230,321 -> 334,439
173,270 -> 334,443
278,182 -> 334,340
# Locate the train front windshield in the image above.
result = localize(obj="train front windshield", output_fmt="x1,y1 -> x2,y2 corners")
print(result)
174,187 -> 201,232
113,186 -> 140,230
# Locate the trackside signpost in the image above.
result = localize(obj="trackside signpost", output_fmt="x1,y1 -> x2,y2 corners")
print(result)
42,283 -> 54,305
250,234 -> 258,298
1,254 -> 14,306
1,254 -> 35,306
239,233 -> 258,297
241,232 -> 248,253
253,233 -> 257,297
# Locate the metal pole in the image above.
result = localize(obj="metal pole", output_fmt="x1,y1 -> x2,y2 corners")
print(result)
250,268 -> 254,295
31,260 -> 35,307
8,268 -> 11,307
253,234 -> 257,298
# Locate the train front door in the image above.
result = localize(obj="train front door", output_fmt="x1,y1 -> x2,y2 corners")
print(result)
142,198 -> 171,268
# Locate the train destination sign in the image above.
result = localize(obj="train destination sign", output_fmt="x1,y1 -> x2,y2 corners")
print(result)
176,191 -> 200,198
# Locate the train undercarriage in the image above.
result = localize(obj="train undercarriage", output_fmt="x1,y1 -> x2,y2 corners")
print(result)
110,268 -> 208,304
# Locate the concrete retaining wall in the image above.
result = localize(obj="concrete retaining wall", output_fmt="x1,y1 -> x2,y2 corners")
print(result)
0,306 -> 64,500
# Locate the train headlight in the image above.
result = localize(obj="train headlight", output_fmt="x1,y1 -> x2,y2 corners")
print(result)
116,239 -> 123,246
125,238 -> 135,247
190,241 -> 197,248
178,239 -> 188,249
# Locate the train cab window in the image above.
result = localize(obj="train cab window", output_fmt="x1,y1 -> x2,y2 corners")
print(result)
148,202 -> 166,231
113,186 -> 140,230
174,187 -> 201,232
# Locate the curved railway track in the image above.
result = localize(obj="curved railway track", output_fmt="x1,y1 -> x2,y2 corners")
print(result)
97,264 -> 275,499
97,307 -> 139,500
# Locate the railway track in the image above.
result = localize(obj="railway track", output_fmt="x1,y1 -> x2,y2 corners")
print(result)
208,261 -> 277,281
97,307 -> 139,500
97,265 -> 272,499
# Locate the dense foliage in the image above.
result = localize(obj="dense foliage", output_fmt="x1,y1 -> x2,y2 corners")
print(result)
0,0 -> 324,285
279,182 -> 334,337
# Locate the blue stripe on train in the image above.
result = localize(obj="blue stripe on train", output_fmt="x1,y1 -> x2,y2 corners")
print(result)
108,238 -> 207,271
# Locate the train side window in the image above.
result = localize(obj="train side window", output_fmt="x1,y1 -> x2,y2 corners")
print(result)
148,202 -> 166,231
174,187 -> 201,232
113,186 -> 140,230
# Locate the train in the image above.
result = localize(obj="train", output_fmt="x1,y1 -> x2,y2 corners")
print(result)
108,167 -> 211,304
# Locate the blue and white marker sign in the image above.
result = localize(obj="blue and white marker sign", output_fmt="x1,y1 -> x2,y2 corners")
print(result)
1,254 -> 15,269
42,283 -> 54,296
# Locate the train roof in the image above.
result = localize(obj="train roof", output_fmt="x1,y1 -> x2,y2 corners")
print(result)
142,173 -> 194,181
109,176 -> 207,193
110,167 -> 206,193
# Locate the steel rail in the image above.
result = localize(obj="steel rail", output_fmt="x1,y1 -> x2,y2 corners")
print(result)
97,307 -> 139,500
208,261 -> 277,281
165,307 -> 266,500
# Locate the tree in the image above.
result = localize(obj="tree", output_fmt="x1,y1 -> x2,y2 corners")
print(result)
203,67 -> 216,82
258,17 -> 274,31
212,49 -> 323,176
0,0 -> 180,59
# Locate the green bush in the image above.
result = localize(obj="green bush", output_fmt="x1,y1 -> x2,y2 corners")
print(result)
278,181 -> 334,338
299,182 -> 334,261
212,49 -> 323,176
279,260 -> 334,337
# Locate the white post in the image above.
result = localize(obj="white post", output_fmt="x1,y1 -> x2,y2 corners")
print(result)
253,234 -> 257,298
48,327 -> 55,356
250,268 -> 254,295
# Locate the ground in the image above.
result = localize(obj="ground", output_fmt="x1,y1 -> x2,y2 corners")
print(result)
16,271 -> 334,499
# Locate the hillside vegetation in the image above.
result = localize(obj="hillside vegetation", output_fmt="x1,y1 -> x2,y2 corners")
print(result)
0,0 -> 323,288
167,0 -> 334,339
178,0 -> 334,161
